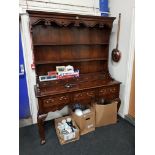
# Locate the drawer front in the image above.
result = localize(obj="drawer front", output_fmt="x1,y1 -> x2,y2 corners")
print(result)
99,86 -> 119,99
73,90 -> 95,102
41,94 -> 70,112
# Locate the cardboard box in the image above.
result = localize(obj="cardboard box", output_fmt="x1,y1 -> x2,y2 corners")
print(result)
94,101 -> 118,127
54,116 -> 80,145
70,106 -> 95,135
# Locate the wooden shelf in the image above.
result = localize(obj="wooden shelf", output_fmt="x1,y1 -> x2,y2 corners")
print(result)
36,71 -> 120,96
33,43 -> 109,46
38,71 -> 113,88
35,58 -> 108,65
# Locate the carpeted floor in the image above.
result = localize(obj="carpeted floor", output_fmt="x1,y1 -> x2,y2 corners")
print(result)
19,117 -> 135,155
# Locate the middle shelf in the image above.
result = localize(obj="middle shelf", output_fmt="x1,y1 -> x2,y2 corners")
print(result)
35,58 -> 108,65
33,43 -> 109,46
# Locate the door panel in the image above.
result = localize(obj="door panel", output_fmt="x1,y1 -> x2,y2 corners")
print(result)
19,31 -> 30,119
128,58 -> 135,117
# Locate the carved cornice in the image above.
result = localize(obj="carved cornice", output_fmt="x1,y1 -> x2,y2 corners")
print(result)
30,18 -> 74,27
28,11 -> 115,32
29,17 -> 113,31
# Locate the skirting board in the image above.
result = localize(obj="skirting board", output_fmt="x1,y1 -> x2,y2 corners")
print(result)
19,117 -> 33,128
125,114 -> 135,126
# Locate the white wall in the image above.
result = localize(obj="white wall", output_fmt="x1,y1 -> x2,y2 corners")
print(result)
19,0 -> 100,15
108,0 -> 135,117
19,0 -> 134,124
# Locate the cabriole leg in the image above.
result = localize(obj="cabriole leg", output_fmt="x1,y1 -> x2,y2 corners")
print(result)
37,113 -> 48,145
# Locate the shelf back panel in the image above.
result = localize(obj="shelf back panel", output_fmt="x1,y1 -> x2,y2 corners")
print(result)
36,61 -> 108,76
34,45 -> 109,62
32,25 -> 111,45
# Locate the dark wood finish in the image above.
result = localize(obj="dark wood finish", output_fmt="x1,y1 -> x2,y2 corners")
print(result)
28,11 -> 121,144
37,113 -> 47,145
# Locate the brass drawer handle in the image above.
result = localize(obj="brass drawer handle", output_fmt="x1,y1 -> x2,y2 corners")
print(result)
75,93 -> 83,98
59,96 -> 68,101
100,89 -> 106,93
86,92 -> 94,96
109,88 -> 117,93
49,99 -> 54,103
44,99 -> 54,104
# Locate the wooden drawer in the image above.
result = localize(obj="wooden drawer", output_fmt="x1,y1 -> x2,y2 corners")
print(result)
104,94 -> 119,100
73,90 -> 95,102
98,86 -> 119,99
41,94 -> 70,112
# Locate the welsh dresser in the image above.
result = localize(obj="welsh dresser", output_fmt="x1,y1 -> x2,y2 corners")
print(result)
28,11 -> 121,144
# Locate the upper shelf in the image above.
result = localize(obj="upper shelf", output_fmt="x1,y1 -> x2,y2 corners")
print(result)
33,43 -> 109,46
